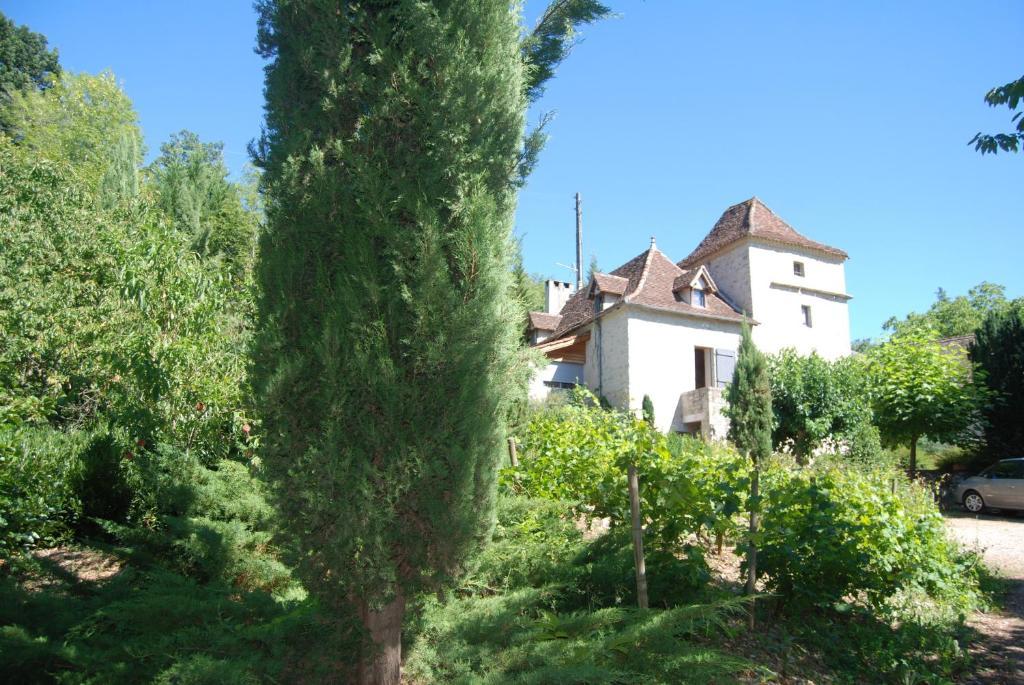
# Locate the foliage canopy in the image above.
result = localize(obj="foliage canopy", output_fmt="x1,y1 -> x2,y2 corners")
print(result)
867,328 -> 986,473
970,74 -> 1024,154
972,302 -> 1024,456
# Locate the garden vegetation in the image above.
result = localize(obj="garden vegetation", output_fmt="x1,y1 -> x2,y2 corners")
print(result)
0,6 -> 1017,685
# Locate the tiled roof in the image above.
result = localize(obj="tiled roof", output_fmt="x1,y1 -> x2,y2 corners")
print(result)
938,334 -> 975,351
627,251 -> 744,322
680,197 -> 847,266
672,264 -> 716,293
551,249 -> 651,338
527,311 -> 562,331
548,246 -> 746,340
591,273 -> 629,296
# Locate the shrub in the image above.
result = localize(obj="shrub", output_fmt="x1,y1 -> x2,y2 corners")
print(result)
77,428 -> 134,525
0,423 -> 87,554
756,466 -> 982,617
508,390 -> 750,552
467,495 -> 584,593
100,445 -> 293,596
404,494 -> 752,684
566,528 -> 710,610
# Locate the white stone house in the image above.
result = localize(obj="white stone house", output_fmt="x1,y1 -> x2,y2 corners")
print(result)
527,198 -> 852,437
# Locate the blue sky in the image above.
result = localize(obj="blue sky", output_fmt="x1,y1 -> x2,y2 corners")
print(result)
5,1 -> 1022,341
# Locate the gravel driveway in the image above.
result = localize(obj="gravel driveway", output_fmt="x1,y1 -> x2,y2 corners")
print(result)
945,510 -> 1024,685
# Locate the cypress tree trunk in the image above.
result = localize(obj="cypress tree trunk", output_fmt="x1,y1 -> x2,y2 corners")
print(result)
357,592 -> 405,685
745,459 -> 759,629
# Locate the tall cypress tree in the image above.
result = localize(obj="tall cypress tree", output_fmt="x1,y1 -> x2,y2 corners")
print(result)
972,304 -> 1024,455
724,323 -> 772,626
251,1 -> 607,682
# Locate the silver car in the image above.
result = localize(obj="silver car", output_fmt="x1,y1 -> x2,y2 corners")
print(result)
955,458 -> 1024,513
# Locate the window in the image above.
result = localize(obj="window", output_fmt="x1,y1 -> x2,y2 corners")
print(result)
990,460 -> 1024,479
793,261 -> 805,277
693,288 -> 706,307
543,380 -> 578,390
801,305 -> 812,327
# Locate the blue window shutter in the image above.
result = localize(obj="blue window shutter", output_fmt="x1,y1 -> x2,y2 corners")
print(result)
715,349 -> 736,388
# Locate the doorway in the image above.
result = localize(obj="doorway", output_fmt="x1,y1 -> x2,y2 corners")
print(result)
694,348 -> 707,389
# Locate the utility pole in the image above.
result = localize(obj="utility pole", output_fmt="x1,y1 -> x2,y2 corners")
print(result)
575,192 -> 583,290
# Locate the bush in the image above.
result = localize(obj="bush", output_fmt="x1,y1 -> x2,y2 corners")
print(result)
0,424 -> 87,554
404,494 -> 753,684
100,445 -> 293,596
77,428 -> 134,524
467,495 -> 584,593
566,529 -> 710,610
508,388 -> 749,552
757,466 -> 982,618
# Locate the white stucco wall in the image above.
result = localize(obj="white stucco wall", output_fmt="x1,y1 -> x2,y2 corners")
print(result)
624,307 -> 742,434
747,242 -> 851,360
583,307 -> 630,408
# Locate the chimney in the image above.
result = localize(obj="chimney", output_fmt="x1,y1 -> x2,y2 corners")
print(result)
545,279 -> 575,314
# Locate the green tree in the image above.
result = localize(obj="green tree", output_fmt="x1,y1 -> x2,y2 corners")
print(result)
767,350 -> 879,463
148,130 -> 259,275
641,394 -> 655,426
868,328 -> 985,475
883,282 -> 1014,338
511,237 -> 545,319
588,253 -> 600,280
520,0 -> 611,101
0,11 -> 60,131
0,132 -> 253,453
970,74 -> 1024,154
5,70 -> 142,201
851,338 -> 876,353
724,323 -> 772,623
972,302 -> 1024,456
251,2 -> 605,682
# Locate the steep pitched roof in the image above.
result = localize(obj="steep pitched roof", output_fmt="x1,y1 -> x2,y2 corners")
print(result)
680,197 -> 847,266
627,251 -> 744,322
527,311 -> 562,331
548,246 -> 745,340
551,249 -> 652,338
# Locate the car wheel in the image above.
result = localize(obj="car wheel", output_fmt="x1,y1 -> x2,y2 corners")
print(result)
963,491 -> 985,514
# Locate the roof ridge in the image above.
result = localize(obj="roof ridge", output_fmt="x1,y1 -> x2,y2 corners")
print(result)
625,247 -> 657,302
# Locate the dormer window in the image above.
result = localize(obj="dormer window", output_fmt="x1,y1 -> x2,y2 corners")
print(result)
672,266 -> 718,309
793,261 -> 805,277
